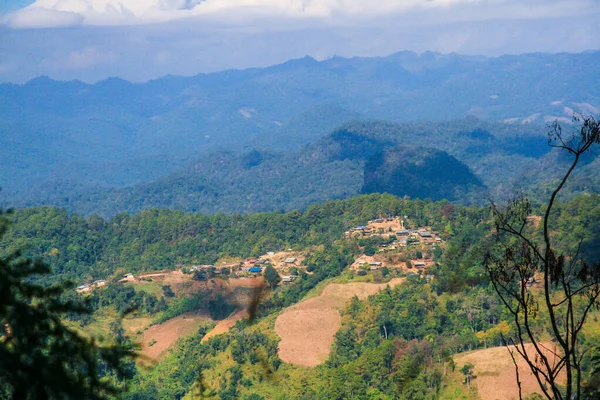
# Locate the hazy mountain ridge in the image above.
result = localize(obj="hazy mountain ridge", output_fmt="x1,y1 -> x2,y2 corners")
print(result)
1,50 -> 599,210
14,118 -> 565,217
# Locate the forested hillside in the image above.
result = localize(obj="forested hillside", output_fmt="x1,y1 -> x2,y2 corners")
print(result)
3,193 -> 600,399
1,194 -> 456,283
1,51 -> 599,210
17,117 -> 587,217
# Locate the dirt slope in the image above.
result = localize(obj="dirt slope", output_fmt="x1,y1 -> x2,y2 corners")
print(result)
454,343 -> 564,400
140,313 -> 210,361
275,278 -> 404,367
201,309 -> 248,343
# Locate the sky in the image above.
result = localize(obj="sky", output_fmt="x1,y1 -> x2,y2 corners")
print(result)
1,0 -> 600,83
0,0 -> 32,15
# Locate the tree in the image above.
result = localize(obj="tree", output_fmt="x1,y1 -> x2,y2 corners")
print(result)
0,209 -> 134,399
364,245 -> 377,256
485,116 -> 600,400
162,285 -> 175,298
264,264 -> 280,289
460,363 -> 475,387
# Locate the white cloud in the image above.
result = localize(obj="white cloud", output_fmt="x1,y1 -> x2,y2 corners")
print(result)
0,0 -> 598,83
2,0 -> 498,27
3,0 -> 597,29
5,7 -> 84,28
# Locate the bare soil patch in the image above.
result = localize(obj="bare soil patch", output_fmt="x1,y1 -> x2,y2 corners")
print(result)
454,344 -> 564,400
199,278 -> 263,343
228,277 -> 265,288
138,271 -> 170,279
139,313 -> 210,361
367,217 -> 405,235
201,309 -> 248,343
128,273 -> 264,356
275,278 -> 404,367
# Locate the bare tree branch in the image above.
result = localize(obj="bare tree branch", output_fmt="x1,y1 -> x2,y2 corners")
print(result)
486,116 -> 600,400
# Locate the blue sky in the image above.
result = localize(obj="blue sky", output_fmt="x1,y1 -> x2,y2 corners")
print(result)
1,0 -> 599,83
0,0 -> 33,16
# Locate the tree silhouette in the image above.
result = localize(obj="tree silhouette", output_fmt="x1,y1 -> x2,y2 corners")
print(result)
0,208 -> 134,399
485,115 -> 600,399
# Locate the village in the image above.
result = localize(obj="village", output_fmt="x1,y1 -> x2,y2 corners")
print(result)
76,216 -> 442,294
345,216 -> 442,280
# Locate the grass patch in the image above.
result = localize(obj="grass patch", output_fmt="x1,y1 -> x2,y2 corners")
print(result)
124,280 -> 164,297
300,277 -> 336,301
438,369 -> 479,400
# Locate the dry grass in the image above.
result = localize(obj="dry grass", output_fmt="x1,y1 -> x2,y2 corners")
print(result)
123,317 -> 152,335
200,277 -> 265,343
228,277 -> 265,288
138,313 -> 211,362
275,278 -> 404,367
454,343 -> 565,400
201,309 -> 248,343
366,217 -> 405,235
127,273 -> 263,360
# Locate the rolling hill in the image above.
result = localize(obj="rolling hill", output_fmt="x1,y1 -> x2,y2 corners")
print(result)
12,118 -> 560,216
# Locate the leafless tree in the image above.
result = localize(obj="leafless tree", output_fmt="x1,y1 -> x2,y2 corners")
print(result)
485,115 -> 600,400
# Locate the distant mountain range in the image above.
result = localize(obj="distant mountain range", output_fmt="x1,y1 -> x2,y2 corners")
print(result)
9,118 -> 569,216
1,50 -> 599,214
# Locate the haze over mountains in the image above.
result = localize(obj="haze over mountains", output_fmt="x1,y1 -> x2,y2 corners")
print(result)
2,50 -> 600,215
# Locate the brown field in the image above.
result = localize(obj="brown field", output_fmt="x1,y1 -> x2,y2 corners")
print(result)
228,277 -> 265,288
200,277 -> 264,342
129,274 -> 264,356
275,278 -> 404,367
129,270 -> 231,297
454,343 -> 564,400
139,313 -> 210,361
201,309 -> 248,343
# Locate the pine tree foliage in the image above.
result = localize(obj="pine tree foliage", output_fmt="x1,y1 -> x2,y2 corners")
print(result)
0,208 -> 134,400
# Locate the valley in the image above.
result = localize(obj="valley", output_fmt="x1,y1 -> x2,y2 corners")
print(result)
2,51 -> 600,217
5,192 -> 599,398
1,36 -> 600,399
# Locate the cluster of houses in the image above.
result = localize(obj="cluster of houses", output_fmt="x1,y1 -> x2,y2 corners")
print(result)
76,280 -> 106,294
281,275 -> 298,283
354,257 -> 431,273
525,276 -> 541,288
240,258 -> 268,273
393,229 -> 442,247
239,257 -> 300,284
346,218 -> 443,247
357,260 -> 383,270
349,220 -> 442,278
183,255 -> 301,284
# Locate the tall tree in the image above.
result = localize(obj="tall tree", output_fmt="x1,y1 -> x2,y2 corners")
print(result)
0,208 -> 134,399
485,115 -> 600,399
264,264 -> 281,289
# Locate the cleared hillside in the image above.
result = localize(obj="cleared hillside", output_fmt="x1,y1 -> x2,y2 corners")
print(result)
275,278 -> 405,366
